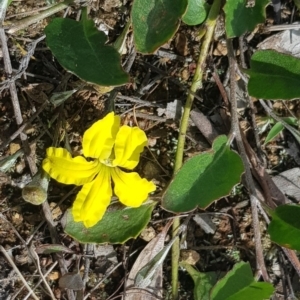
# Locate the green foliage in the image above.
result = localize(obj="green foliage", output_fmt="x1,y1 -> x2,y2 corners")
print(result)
264,122 -> 284,145
62,203 -> 155,244
49,90 -> 77,107
264,117 -> 298,145
246,50 -> 300,100
131,0 -> 188,53
181,262 -> 218,300
0,150 -> 23,173
162,135 -> 244,212
41,0 -> 300,297
182,0 -> 208,26
182,262 -> 274,300
268,204 -> 300,251
224,0 -> 269,38
45,12 -> 129,86
211,262 -> 274,300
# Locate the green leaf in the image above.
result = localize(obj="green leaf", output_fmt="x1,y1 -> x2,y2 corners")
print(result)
132,0 -> 188,53
225,283 -> 275,300
264,122 -> 284,145
162,135 -> 244,213
62,202 -> 155,244
282,117 -> 299,127
224,0 -> 269,38
294,0 -> 300,10
182,0 -> 208,26
264,117 -> 299,145
211,262 -> 274,300
268,204 -> 300,251
246,50 -> 300,100
211,262 -> 252,300
0,150 -> 23,173
45,14 -> 129,86
50,90 -> 77,107
181,262 -> 218,300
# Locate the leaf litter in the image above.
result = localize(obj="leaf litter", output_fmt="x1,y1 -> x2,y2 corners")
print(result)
1,0 -> 300,299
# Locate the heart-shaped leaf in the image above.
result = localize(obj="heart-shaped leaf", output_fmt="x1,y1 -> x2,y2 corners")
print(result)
182,0 -> 208,26
246,50 -> 300,100
162,135 -> 244,213
211,262 -> 274,300
224,0 -> 269,38
268,204 -> 300,251
132,0 -> 188,53
62,202 -> 155,244
45,13 -> 129,86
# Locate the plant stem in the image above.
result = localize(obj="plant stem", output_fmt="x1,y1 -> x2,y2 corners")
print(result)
6,0 -> 74,34
171,0 -> 221,298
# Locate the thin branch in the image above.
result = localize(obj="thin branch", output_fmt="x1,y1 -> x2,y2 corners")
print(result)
5,0 -> 73,34
259,99 -> 300,139
42,201 -> 76,300
0,246 -> 39,300
82,244 -> 92,287
0,101 -> 48,151
83,249 -> 140,300
28,244 -> 56,299
238,36 -> 265,164
0,0 -> 8,25
23,261 -> 58,300
263,23 -> 300,32
0,35 -> 46,92
226,38 -> 270,282
0,28 -> 37,174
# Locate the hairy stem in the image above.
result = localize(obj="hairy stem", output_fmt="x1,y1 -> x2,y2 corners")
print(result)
171,0 -> 222,298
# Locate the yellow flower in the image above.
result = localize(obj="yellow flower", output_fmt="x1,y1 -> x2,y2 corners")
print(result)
42,112 -> 156,228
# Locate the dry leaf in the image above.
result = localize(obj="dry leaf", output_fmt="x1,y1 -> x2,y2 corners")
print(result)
180,249 -> 200,265
140,227 -> 156,242
157,99 -> 183,121
193,214 -> 216,234
125,221 -> 172,300
258,25 -> 300,57
9,143 -> 21,155
22,83 -> 53,103
272,168 -> 300,202
59,272 -> 84,290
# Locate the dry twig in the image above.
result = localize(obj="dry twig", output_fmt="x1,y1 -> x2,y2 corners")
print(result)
226,38 -> 270,282
0,246 -> 40,300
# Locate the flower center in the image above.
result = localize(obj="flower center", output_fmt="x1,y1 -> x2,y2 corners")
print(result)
100,157 -> 114,167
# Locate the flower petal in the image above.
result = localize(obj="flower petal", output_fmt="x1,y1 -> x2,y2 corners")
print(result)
83,112 -> 120,160
72,165 -> 112,228
42,147 -> 100,185
113,126 -> 148,169
111,167 -> 156,207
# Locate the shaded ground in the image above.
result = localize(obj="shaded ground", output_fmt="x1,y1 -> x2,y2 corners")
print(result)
1,0 -> 300,299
